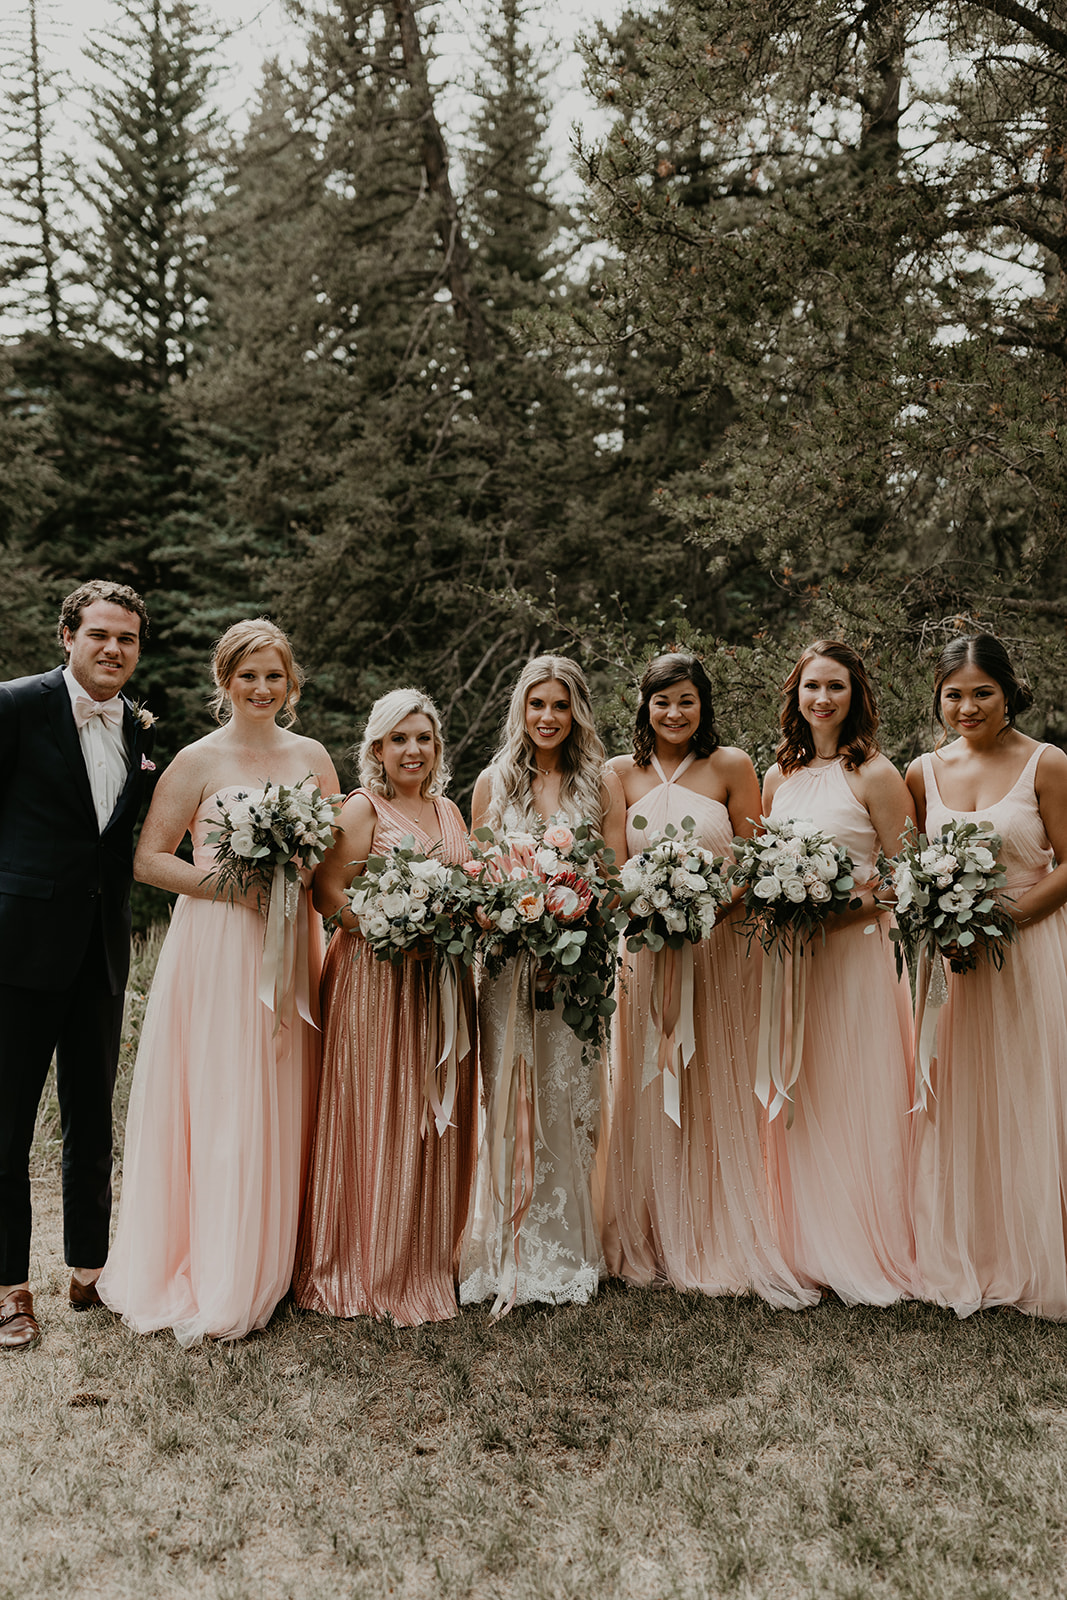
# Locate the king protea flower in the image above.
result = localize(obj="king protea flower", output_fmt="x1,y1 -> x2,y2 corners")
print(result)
544,871 -> 594,922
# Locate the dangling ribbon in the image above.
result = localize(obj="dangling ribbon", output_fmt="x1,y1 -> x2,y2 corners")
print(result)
422,955 -> 472,1138
910,945 -> 948,1113
754,945 -> 808,1127
641,943 -> 697,1127
487,953 -> 546,1319
258,865 -> 318,1036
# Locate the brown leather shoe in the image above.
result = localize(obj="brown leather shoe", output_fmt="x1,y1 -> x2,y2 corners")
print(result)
69,1276 -> 103,1311
0,1290 -> 40,1349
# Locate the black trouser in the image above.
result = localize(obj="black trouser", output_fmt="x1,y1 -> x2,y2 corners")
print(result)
0,927 -> 124,1282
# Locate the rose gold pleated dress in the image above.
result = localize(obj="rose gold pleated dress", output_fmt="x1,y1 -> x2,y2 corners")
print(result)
599,755 -> 817,1308
913,746 -> 1067,1319
293,791 -> 477,1326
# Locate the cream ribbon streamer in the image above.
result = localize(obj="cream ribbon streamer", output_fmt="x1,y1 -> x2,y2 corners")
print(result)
642,943 -> 697,1128
487,954 -> 547,1319
754,947 -> 808,1128
910,945 -> 947,1113
422,955 -> 471,1139
258,865 -> 317,1036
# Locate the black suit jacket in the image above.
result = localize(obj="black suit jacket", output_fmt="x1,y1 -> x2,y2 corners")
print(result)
0,666 -> 156,993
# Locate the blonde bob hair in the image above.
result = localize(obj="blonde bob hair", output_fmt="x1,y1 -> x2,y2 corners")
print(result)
210,618 -> 304,726
358,688 -> 450,800
484,655 -> 606,832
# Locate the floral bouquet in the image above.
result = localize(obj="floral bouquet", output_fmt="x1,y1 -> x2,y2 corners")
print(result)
618,817 -> 732,1126
467,818 -> 621,1052
886,820 -> 1015,979
343,841 -> 479,970
886,820 -> 1015,1113
618,816 -> 731,952
203,777 -> 342,1032
732,817 -> 859,1125
343,839 -> 480,1137
731,816 -> 858,955
204,777 -> 341,903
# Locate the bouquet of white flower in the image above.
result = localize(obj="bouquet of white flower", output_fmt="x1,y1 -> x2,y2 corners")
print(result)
344,842 -> 478,969
887,819 -> 1014,978
731,816 -> 858,955
619,817 -> 731,952
204,778 -> 342,1033
204,777 -> 341,903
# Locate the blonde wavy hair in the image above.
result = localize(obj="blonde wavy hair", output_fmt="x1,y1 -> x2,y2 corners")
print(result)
357,688 -> 450,799
484,655 -> 606,831
210,618 -> 304,726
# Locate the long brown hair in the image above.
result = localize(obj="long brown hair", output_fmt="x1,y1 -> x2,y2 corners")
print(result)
776,640 -> 879,775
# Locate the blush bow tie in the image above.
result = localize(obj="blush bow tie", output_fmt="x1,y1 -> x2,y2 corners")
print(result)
74,695 -> 124,730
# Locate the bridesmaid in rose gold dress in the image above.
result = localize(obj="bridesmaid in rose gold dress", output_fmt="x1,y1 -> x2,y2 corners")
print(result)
908,635 -> 1067,1319
762,641 -> 916,1305
600,653 -> 817,1308
294,689 -> 477,1325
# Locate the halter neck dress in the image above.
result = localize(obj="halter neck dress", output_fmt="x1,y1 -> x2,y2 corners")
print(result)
913,744 -> 1067,1319
600,754 -> 817,1307
459,784 -> 604,1309
98,786 -> 325,1344
293,790 -> 477,1326
765,759 -> 916,1304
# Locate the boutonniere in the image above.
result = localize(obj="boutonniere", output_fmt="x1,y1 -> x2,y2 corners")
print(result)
128,700 -> 157,731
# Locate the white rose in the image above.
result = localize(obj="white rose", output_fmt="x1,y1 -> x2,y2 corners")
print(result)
662,907 -> 687,933
380,891 -> 409,919
366,914 -> 390,940
783,879 -> 808,903
497,907 -> 519,933
230,826 -> 259,859
753,877 -> 782,901
408,879 -> 431,902
813,850 -> 839,881
808,880 -> 831,903
620,866 -> 644,894
790,817 -> 820,839
631,895 -> 654,918
650,888 -> 671,910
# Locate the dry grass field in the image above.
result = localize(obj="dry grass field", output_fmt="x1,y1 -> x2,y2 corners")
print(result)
4,934 -> 1067,1600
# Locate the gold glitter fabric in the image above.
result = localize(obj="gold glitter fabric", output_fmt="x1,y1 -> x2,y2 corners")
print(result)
293,793 -> 477,1325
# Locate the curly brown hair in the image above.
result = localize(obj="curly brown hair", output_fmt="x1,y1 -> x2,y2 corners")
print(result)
776,640 -> 879,775
633,652 -> 720,766
58,580 -> 149,651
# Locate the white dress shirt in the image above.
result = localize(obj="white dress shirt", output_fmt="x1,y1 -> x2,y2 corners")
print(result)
63,666 -> 130,833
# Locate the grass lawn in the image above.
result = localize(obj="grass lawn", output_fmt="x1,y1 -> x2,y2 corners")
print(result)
4,934 -> 1067,1599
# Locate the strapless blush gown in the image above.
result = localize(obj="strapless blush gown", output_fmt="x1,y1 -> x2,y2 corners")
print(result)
600,754 -> 818,1308
765,760 -> 916,1304
293,792 -> 477,1326
98,787 -> 324,1344
913,745 -> 1067,1319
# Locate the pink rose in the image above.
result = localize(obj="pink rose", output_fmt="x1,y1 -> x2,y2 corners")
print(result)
461,859 -> 481,877
543,823 -> 575,854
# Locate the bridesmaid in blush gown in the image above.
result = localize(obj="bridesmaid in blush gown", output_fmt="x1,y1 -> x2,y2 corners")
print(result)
459,656 -> 627,1313
907,635 -> 1067,1319
599,652 -> 817,1308
98,620 -> 338,1344
762,640 -> 916,1305
293,689 -> 477,1326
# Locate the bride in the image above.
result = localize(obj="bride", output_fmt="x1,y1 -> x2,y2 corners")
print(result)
459,655 -> 626,1312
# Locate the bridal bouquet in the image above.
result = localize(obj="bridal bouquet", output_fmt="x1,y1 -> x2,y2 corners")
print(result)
618,817 -> 731,952
343,841 -> 479,970
467,819 -> 621,1050
731,817 -> 858,955
887,820 -> 1015,978
205,778 -> 341,902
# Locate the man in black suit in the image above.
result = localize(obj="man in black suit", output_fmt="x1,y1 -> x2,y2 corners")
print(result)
0,580 -> 155,1348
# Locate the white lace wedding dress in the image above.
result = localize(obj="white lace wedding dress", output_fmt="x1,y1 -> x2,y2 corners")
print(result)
459,803 -> 604,1309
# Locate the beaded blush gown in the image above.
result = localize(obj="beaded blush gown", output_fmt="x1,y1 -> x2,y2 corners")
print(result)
764,760 -> 916,1304
98,786 -> 324,1345
913,745 -> 1067,1319
459,800 -> 604,1311
600,754 -> 818,1308
293,791 -> 477,1326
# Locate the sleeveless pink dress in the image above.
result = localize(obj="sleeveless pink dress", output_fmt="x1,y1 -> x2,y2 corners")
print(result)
98,786 -> 324,1344
600,755 -> 817,1308
913,745 -> 1067,1319
765,760 -> 916,1303
293,791 -> 477,1326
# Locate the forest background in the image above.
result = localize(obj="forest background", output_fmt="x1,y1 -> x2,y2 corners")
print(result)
5,0 -> 1067,929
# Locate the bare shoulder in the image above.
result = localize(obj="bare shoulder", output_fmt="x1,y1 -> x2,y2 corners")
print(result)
1035,742 -> 1067,789
905,754 -> 927,795
607,752 -> 636,778
601,764 -> 627,807
762,762 -> 783,804
714,744 -> 758,780
856,751 -> 908,791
